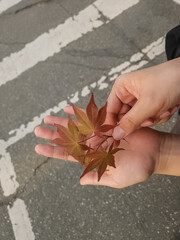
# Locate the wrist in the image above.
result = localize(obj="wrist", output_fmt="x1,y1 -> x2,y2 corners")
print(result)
154,132 -> 180,176
154,132 -> 171,174
168,58 -> 180,104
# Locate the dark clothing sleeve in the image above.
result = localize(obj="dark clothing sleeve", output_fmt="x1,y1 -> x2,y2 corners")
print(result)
165,25 -> 180,115
165,25 -> 180,60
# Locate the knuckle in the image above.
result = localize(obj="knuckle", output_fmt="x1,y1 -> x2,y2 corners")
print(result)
114,73 -> 129,88
120,114 -> 137,133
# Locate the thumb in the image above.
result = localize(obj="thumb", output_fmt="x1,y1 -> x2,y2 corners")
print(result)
113,98 -> 158,139
80,171 -> 113,187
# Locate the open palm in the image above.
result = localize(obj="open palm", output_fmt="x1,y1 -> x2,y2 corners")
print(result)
34,114 -> 162,188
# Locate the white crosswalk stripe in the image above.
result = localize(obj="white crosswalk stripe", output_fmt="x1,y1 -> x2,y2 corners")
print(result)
0,0 -> 23,14
0,37 -> 164,152
0,0 -> 139,87
0,0 -> 179,239
0,152 -> 19,196
173,0 -> 180,4
8,199 -> 35,240
0,1 -> 143,240
0,35 -> 165,239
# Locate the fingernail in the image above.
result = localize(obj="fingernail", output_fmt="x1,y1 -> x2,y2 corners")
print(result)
141,120 -> 153,127
113,126 -> 127,140
171,106 -> 178,115
159,111 -> 171,119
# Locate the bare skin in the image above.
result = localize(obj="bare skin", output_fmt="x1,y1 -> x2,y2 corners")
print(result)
34,58 -> 180,188
34,114 -> 180,188
107,58 -> 180,140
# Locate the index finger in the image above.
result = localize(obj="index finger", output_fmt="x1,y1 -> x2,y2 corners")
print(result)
106,82 -> 123,125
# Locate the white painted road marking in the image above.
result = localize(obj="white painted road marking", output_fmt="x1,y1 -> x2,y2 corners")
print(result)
0,36 -> 164,240
173,0 -> 180,4
0,0 -> 139,87
0,36 -> 165,153
0,2 -> 141,239
0,34 -> 164,239
0,2 -> 168,240
8,198 -> 35,240
0,0 -> 23,14
0,152 -> 19,196
0,151 -> 35,240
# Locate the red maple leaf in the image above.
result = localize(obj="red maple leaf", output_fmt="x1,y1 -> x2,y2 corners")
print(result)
49,93 -> 124,181
80,143 -> 123,181
51,116 -> 89,164
72,93 -> 114,136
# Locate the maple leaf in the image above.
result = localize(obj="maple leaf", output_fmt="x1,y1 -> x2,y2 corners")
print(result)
72,93 -> 114,136
80,143 -> 123,181
51,116 -> 89,164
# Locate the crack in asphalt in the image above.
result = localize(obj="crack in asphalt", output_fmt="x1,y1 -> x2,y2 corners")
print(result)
0,0 -> 53,17
33,157 -> 51,175
92,3 -> 110,23
14,0 -> 53,15
0,157 -> 50,208
57,2 -> 73,16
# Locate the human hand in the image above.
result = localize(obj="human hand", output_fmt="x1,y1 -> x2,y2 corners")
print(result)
34,114 -> 108,163
34,115 -> 164,188
107,58 -> 180,140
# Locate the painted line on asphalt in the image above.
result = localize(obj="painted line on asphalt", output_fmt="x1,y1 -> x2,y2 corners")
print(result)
0,0 -> 139,87
0,2 -> 140,239
0,36 -> 165,153
8,198 -> 35,240
0,152 -> 35,240
0,152 -> 19,196
173,0 -> 180,4
0,36 -> 164,240
0,0 -> 23,14
0,36 -> 164,196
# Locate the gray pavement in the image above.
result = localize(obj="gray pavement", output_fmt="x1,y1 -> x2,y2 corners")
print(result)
0,0 -> 180,239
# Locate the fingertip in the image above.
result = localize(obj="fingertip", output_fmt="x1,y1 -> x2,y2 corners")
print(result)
34,126 -> 38,135
159,111 -> 171,120
34,126 -> 40,136
63,105 -> 70,110
170,106 -> 178,115
44,115 -> 51,124
35,144 -> 41,154
80,176 -> 90,185
80,178 -> 86,185
64,105 -> 73,114
112,126 -> 127,140
80,171 -> 96,185
141,120 -> 153,127
80,179 -> 92,186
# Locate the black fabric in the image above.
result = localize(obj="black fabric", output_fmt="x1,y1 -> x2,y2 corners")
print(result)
165,25 -> 180,60
165,25 -> 180,115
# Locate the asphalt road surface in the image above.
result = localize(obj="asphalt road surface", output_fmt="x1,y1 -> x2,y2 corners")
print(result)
0,0 -> 180,240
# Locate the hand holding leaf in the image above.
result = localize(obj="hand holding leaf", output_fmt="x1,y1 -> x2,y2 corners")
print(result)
35,93 -> 160,188
51,93 -> 119,181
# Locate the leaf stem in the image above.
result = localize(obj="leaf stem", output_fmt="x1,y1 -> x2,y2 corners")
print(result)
96,136 -> 109,151
123,138 -> 129,143
78,134 -> 96,143
103,134 -> 113,138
